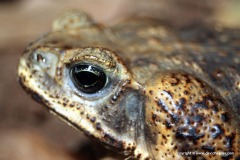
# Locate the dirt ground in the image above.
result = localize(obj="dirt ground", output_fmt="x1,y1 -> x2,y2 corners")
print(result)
0,0 -> 239,160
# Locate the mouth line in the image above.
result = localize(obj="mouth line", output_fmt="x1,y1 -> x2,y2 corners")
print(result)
18,73 -> 87,133
18,72 -> 131,153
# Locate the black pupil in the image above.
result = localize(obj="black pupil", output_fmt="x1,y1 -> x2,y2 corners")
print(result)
70,64 -> 107,94
77,71 -> 99,86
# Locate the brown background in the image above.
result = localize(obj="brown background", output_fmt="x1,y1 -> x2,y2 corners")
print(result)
0,0 -> 239,160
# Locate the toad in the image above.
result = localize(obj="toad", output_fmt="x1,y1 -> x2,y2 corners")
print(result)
18,10 -> 240,159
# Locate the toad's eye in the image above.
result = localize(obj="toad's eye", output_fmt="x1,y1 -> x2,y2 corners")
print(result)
70,64 -> 107,94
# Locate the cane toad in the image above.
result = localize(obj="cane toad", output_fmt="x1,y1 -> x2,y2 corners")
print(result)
18,10 -> 240,159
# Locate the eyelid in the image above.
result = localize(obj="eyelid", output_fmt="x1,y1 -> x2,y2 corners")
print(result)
63,54 -> 115,68
62,47 -> 116,69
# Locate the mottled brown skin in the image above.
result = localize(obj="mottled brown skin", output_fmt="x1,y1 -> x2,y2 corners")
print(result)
145,73 -> 240,159
18,10 -> 240,159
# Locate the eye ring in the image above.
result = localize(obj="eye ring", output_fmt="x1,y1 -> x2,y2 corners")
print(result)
70,64 -> 107,94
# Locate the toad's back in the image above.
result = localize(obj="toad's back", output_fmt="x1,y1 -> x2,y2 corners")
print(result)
113,20 -> 240,114
18,10 -> 240,159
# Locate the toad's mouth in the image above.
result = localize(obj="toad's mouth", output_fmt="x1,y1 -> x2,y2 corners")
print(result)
18,74 -> 128,151
17,70 -> 140,154
18,74 -> 82,130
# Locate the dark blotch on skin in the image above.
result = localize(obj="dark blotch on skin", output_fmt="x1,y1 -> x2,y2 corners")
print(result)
177,98 -> 186,110
211,124 -> 224,139
194,101 -> 209,109
149,90 -> 153,95
203,96 -> 213,102
165,120 -> 172,129
170,113 -> 180,124
32,93 -> 44,104
137,154 -> 141,158
90,117 -> 96,123
70,103 -> 75,107
157,100 -> 169,113
178,144 -> 189,153
169,73 -> 180,86
211,69 -> 224,81
185,117 -> 191,125
184,90 -> 189,95
96,122 -> 102,130
102,132 -> 124,150
162,134 -> 166,139
186,77 -> 191,83
164,90 -> 173,97
170,80 -> 179,86
225,134 -> 235,148
56,66 -> 62,75
112,95 -> 118,101
18,76 -> 29,91
176,127 -> 204,142
212,105 -> 219,112
221,153 -> 233,160
192,95 -> 217,111
192,114 -> 204,123
63,45 -> 73,49
152,114 -> 157,121
216,98 -> 224,104
201,145 -> 215,152
221,113 -> 230,122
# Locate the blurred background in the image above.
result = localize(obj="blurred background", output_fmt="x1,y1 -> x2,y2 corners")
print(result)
0,0 -> 239,160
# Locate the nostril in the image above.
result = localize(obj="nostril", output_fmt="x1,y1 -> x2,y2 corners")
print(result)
31,51 -> 59,78
33,52 -> 47,65
36,53 -> 46,63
